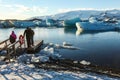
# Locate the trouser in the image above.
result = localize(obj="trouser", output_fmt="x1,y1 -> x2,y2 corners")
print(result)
26,37 -> 31,48
30,36 -> 34,46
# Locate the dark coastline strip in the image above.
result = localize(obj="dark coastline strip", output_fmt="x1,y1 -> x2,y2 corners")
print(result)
31,59 -> 120,78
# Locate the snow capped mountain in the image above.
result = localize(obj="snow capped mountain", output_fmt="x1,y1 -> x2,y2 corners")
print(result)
30,9 -> 120,20
52,10 -> 102,20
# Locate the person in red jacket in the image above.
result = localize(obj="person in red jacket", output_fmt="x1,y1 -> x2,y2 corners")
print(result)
19,34 -> 24,47
9,31 -> 17,44
9,31 -> 17,50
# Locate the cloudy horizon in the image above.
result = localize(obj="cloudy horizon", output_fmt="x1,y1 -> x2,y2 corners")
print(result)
0,0 -> 120,20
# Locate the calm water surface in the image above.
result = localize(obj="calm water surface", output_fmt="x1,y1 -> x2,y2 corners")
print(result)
0,27 -> 120,69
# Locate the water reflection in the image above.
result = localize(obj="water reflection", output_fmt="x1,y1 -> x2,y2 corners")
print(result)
76,29 -> 83,36
1,28 -> 120,69
63,28 -> 120,69
64,28 -> 76,34
64,28 -> 120,36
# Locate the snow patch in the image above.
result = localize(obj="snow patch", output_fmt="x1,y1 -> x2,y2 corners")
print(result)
80,60 -> 91,65
0,62 -> 119,80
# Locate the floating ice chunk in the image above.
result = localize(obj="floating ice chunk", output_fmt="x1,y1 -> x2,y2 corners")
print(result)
41,46 -> 54,55
27,64 -> 35,68
48,48 -> 54,54
49,53 -> 61,60
73,61 -> 78,64
63,42 -> 72,46
17,54 -> 32,63
55,44 -> 62,48
43,73 -> 53,78
54,54 -> 61,58
0,50 -> 7,55
31,56 -> 49,63
62,42 -> 81,50
40,45 -> 61,60
39,56 -> 49,62
43,47 -> 54,54
62,46 -> 80,50
49,43 -> 54,47
44,46 -> 49,51
80,60 -> 91,65
31,56 -> 40,63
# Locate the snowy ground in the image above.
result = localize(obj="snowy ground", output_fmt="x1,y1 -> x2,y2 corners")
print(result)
0,62 -> 119,80
0,42 -> 120,80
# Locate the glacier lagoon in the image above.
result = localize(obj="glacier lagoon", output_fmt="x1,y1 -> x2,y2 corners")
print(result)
0,27 -> 120,69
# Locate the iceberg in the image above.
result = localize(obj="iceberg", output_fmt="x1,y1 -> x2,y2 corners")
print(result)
46,19 -> 55,26
0,23 -> 4,28
76,17 -> 120,31
63,18 -> 81,28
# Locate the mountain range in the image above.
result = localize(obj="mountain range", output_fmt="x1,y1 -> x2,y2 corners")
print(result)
30,9 -> 120,20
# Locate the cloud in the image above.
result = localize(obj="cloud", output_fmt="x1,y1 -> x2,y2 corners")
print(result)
57,8 -> 72,13
15,5 -> 30,11
57,8 -> 97,13
1,4 -> 119,20
32,6 -> 48,13
0,4 -> 49,19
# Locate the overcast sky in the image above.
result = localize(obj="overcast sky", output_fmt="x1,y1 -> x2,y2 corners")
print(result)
0,0 -> 119,20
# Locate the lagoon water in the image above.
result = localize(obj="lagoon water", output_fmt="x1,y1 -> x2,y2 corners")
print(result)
0,27 -> 120,69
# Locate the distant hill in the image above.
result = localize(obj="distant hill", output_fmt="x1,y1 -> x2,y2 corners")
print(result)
29,9 -> 120,20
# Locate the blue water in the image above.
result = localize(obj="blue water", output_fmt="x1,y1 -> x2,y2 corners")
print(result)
0,27 -> 120,69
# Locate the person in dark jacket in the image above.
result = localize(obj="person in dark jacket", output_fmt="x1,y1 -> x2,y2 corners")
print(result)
24,27 -> 31,48
23,27 -> 34,48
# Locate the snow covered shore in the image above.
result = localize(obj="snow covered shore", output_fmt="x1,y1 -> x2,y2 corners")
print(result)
0,42 -> 120,80
0,62 -> 119,80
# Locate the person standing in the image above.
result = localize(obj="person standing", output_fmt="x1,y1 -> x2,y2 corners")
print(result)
9,31 -> 17,51
19,34 -> 24,48
23,27 -> 31,48
9,31 -> 17,44
24,27 -> 35,48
